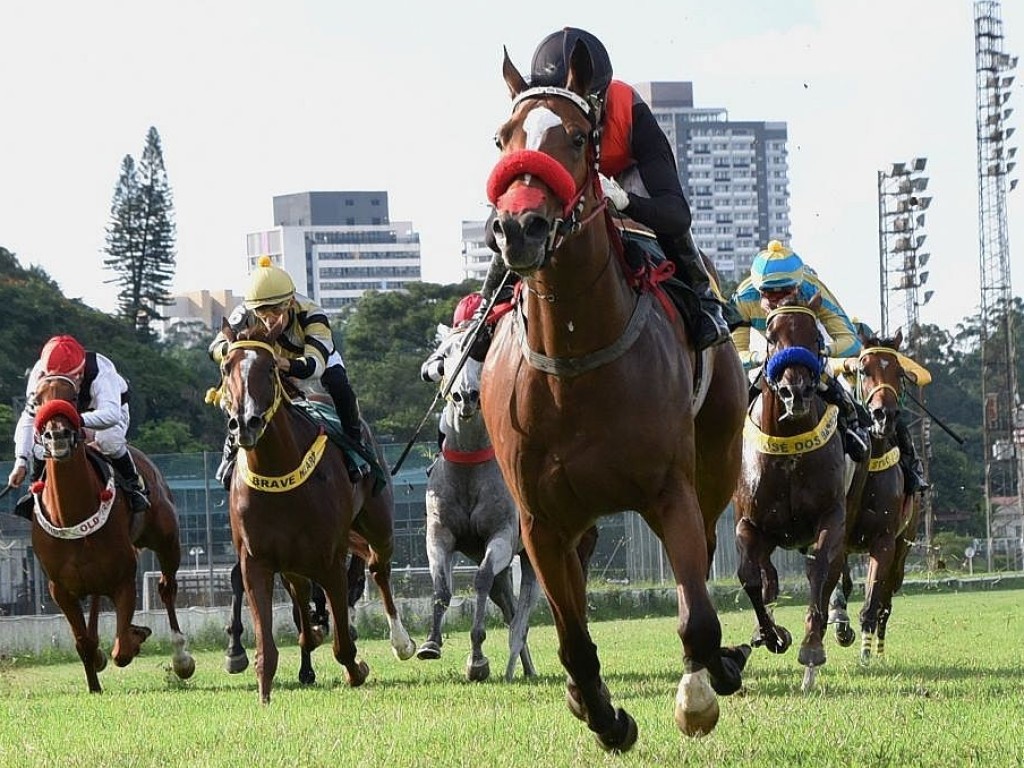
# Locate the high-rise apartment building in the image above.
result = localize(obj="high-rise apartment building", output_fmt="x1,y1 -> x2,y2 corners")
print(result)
638,82 -> 791,283
461,220 -> 491,285
246,191 -> 422,313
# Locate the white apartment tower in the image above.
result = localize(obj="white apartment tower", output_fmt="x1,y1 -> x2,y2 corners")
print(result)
246,191 -> 422,313
637,82 -> 791,283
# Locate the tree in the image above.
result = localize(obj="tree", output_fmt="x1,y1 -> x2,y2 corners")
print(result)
103,127 -> 176,339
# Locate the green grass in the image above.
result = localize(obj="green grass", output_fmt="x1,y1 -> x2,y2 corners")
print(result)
0,590 -> 1022,767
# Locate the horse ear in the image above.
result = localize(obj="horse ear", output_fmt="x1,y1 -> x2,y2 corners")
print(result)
221,317 -> 236,343
893,328 -> 903,350
807,291 -> 823,311
502,46 -> 528,98
565,40 -> 594,97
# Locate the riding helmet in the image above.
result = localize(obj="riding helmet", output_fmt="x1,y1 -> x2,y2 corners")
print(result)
750,240 -> 805,291
40,335 -> 86,376
530,27 -> 613,98
244,255 -> 296,309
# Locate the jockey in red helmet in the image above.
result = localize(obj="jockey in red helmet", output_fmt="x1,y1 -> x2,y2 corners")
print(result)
8,335 -> 150,537
479,26 -> 732,351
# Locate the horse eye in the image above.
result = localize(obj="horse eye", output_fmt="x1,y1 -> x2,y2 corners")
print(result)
571,130 -> 587,149
493,133 -> 502,149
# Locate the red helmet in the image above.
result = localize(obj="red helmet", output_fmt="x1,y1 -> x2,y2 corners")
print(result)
40,335 -> 86,376
452,293 -> 484,326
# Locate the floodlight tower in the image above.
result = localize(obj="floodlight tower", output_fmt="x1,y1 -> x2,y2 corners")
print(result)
878,158 -> 934,563
974,0 -> 1021,571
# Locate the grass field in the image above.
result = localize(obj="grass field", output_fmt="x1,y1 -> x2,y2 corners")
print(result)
0,589 -> 1021,767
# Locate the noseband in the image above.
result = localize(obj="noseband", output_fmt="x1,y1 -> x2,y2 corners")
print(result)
763,306 -> 824,390
34,376 -> 84,457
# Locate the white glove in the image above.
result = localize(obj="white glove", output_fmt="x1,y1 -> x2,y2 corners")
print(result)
599,174 -> 630,211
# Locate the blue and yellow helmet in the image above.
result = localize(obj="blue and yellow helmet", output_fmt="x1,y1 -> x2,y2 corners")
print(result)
750,240 -> 805,291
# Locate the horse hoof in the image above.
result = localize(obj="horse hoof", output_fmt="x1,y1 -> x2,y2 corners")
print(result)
393,638 -> 417,661
94,650 -> 108,673
595,708 -> 638,753
565,678 -> 611,722
416,641 -> 441,661
346,659 -> 370,687
466,657 -> 490,682
835,623 -> 856,647
798,645 -> 826,667
173,653 -> 196,680
828,608 -> 849,625
225,652 -> 249,674
767,625 -> 793,654
299,669 -> 316,686
130,625 -> 153,643
675,669 -> 720,737
710,645 -> 751,695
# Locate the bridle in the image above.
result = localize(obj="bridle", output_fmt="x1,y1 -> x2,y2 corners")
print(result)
34,374 -> 84,458
762,306 -> 825,395
221,340 -> 286,442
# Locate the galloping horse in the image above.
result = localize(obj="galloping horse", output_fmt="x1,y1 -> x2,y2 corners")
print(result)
480,44 -> 750,749
216,321 -> 415,703
30,374 -> 194,693
734,295 -> 864,691
828,329 -> 920,663
417,323 -> 542,681
223,553 -> 366,684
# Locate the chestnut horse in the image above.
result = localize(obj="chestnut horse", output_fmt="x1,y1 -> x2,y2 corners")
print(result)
29,374 -> 194,693
216,322 -> 415,703
734,296 -> 865,691
480,44 -> 749,750
828,329 -> 920,663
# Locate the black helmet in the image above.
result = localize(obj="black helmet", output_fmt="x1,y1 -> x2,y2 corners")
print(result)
530,27 -> 613,98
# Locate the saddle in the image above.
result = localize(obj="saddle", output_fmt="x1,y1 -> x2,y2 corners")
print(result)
291,400 -> 387,495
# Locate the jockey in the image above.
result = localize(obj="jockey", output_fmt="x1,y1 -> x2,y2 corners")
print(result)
7,335 -> 149,533
833,319 -> 931,494
209,256 -> 371,485
478,26 -> 732,351
729,240 -> 871,462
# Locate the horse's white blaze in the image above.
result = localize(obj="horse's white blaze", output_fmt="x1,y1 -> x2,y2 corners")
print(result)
523,106 -> 561,150
239,351 -> 259,423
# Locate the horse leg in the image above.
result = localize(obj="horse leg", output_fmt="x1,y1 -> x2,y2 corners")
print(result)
154,542 -> 195,680
317,560 -> 369,687
240,556 -> 278,703
417,527 -> 455,662
860,541 -> 895,664
346,554 -> 366,640
109,575 -> 148,669
225,561 -> 250,674
829,558 -> 856,647
51,583 -> 102,692
507,553 -> 541,680
87,597 -> 107,673
466,534 -> 515,682
799,506 -> 845,683
283,574 -> 321,686
525,519 -> 636,753
735,518 -> 791,653
647,498 -> 748,738
312,581 -> 331,636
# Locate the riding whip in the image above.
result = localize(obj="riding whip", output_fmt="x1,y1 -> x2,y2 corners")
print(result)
0,485 -> 12,501
390,271 -> 512,476
902,383 -> 965,445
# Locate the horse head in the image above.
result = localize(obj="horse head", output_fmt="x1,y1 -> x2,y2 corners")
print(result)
32,375 -> 84,461
855,327 -> 904,439
438,325 -> 484,421
487,42 -> 603,275
762,294 -> 824,422
217,319 -> 285,450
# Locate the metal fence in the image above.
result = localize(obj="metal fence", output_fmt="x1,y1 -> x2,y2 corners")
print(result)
0,447 -> 951,616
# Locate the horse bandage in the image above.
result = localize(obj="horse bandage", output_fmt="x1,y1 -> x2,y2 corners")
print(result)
868,446 -> 900,473
745,404 -> 839,456
236,433 -> 328,492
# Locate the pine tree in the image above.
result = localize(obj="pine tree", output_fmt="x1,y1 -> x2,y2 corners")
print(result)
103,126 -> 176,338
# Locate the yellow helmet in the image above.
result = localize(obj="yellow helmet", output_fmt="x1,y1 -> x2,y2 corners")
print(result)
244,255 -> 295,309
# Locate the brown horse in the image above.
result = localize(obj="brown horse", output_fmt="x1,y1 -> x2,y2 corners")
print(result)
828,329 -> 920,663
29,374 -> 194,693
216,321 -> 415,703
479,44 -> 749,749
734,296 -> 865,691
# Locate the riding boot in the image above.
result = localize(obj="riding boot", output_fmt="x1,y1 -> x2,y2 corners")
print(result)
670,233 -> 732,351
109,450 -> 149,542
216,434 -> 238,491
322,365 -> 371,483
12,459 -> 44,520
895,417 -> 929,494
819,377 -> 869,462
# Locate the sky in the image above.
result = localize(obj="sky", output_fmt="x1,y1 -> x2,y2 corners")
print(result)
1,0 -> 1022,335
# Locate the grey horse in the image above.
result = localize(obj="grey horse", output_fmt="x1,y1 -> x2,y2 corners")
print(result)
416,323 -> 541,681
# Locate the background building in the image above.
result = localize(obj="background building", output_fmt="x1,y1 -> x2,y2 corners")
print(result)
638,81 -> 791,283
247,191 -> 422,313
156,288 -> 243,343
461,220 -> 491,285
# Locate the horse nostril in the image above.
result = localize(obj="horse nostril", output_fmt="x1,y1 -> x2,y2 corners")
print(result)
778,385 -> 792,400
469,392 -> 480,404
246,416 -> 263,432
452,392 -> 463,404
522,213 -> 550,243
226,417 -> 239,432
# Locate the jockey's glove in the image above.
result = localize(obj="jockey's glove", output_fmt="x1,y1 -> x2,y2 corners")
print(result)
599,174 -> 630,211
